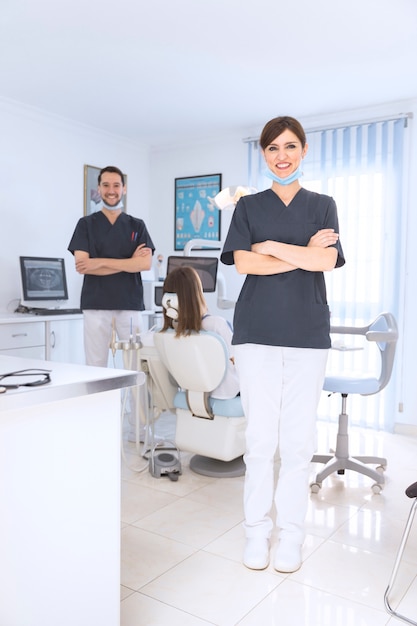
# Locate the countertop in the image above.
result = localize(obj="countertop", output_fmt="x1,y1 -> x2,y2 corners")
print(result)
0,354 -> 144,412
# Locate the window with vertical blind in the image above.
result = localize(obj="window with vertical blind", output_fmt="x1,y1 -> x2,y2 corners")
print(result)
246,116 -> 410,431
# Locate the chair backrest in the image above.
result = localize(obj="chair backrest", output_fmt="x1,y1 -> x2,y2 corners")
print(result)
366,312 -> 398,392
330,311 -> 398,395
153,330 -> 228,418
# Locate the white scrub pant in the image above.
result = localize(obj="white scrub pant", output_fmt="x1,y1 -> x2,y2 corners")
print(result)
234,343 -> 328,545
83,310 -> 145,430
83,309 -> 143,367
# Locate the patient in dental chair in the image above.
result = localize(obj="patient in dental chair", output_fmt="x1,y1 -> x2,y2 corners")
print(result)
160,266 -> 240,400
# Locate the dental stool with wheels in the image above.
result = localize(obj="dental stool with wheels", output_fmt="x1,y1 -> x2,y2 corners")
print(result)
311,312 -> 398,494
154,330 -> 246,477
384,481 -> 417,625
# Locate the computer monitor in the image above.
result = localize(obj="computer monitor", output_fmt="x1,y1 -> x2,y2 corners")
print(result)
166,256 -> 218,292
19,256 -> 69,309
154,285 -> 164,307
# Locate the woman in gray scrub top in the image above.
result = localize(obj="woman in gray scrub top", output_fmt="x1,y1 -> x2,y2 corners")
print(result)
221,116 -> 345,573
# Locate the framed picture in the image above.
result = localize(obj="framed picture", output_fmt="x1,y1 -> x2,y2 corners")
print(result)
83,164 -> 128,216
174,173 -> 222,251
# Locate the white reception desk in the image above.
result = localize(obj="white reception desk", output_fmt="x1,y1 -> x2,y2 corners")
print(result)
0,355 -> 142,626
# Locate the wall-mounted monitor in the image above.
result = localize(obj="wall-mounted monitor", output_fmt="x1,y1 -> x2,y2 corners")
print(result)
166,256 -> 218,292
19,256 -> 69,309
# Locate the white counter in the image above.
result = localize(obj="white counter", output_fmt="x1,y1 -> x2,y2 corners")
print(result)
0,311 -> 161,363
0,312 -> 84,362
0,355 -> 143,626
0,312 -> 84,323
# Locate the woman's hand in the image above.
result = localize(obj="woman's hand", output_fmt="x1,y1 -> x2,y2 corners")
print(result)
251,241 -> 273,255
308,229 -> 339,248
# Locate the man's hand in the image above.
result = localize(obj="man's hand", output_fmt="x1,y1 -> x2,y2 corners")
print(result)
75,256 -> 102,274
133,243 -> 152,258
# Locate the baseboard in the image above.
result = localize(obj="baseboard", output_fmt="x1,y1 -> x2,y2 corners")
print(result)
394,423 -> 417,437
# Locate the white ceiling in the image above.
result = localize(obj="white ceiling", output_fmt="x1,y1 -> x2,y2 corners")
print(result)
1,0 -> 416,148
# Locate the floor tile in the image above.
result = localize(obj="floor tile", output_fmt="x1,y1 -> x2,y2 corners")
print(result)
236,578 -> 391,626
121,479 -> 178,525
132,496 -> 244,549
331,507 -> 417,564
121,591 -> 213,626
121,525 -> 194,590
290,539 -> 416,612
140,550 -> 281,626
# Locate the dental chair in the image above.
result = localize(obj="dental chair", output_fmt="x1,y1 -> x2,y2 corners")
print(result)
311,312 -> 398,494
153,330 -> 246,477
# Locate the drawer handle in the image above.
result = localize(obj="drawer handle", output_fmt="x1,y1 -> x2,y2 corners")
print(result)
11,333 -> 28,338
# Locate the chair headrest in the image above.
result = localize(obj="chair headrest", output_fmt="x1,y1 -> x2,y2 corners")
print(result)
162,292 -> 179,320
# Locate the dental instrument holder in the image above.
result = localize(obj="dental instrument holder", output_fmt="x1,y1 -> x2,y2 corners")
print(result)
110,323 -> 152,454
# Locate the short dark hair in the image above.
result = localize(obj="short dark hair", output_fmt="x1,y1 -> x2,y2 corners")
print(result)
260,116 -> 307,150
98,166 -> 125,186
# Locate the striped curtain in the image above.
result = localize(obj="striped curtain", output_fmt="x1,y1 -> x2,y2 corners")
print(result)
246,116 -> 409,431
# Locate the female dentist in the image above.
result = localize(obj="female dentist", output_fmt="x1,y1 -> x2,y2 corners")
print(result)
221,116 -> 345,573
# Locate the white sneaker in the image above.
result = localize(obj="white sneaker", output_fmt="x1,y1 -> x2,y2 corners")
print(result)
273,540 -> 302,573
243,538 -> 270,570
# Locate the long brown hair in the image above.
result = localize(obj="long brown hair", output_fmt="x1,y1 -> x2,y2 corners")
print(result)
161,266 -> 207,336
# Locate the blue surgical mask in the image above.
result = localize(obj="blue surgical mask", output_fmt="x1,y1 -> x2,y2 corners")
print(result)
102,199 -> 124,211
263,163 -> 303,186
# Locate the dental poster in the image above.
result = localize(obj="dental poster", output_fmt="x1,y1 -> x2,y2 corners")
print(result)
174,174 -> 222,250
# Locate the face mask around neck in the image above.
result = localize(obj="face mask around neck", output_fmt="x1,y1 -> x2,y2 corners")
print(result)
101,199 -> 124,211
264,163 -> 303,186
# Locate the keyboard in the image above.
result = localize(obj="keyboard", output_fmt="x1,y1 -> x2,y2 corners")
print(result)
30,308 -> 82,316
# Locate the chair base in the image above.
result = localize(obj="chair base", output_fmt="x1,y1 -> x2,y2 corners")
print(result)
311,403 -> 387,492
189,454 -> 246,478
311,453 -> 386,492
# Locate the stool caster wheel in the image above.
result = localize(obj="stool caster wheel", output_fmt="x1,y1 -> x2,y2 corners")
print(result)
310,482 -> 321,494
371,482 -> 383,494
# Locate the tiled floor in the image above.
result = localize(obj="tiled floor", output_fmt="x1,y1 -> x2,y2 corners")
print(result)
120,414 -> 417,626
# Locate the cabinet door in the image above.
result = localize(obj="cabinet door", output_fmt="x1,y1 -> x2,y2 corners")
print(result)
0,346 -> 45,360
49,319 -> 85,364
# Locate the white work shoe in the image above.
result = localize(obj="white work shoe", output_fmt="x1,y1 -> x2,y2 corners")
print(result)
273,540 -> 302,573
243,538 -> 270,570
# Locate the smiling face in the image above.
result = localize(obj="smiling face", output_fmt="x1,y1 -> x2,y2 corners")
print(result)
262,128 -> 308,180
98,171 -> 126,208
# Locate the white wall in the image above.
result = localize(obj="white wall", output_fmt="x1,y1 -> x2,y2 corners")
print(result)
148,132 -> 251,324
0,98 -> 150,311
